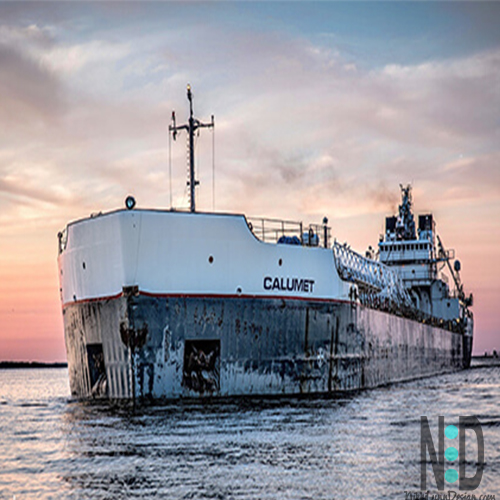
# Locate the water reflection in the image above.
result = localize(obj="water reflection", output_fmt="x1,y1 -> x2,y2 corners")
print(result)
1,367 -> 499,499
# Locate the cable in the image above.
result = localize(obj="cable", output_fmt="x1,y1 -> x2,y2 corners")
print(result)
212,126 -> 215,211
168,126 -> 173,209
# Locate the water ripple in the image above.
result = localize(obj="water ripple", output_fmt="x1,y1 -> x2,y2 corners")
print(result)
0,367 -> 499,499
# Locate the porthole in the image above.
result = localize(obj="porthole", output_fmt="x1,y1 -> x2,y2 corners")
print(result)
278,258 -> 283,266
82,262 -> 86,270
208,255 -> 214,264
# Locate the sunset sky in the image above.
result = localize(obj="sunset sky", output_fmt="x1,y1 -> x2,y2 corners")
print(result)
0,2 -> 499,361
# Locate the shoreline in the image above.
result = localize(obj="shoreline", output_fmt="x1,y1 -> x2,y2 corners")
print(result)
0,361 -> 67,369
471,355 -> 500,368
1,356 -> 496,370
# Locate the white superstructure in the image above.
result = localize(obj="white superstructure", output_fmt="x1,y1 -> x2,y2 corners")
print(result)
378,185 -> 473,330
58,210 -> 351,307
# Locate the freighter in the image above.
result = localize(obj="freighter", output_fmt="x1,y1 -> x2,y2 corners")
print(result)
58,86 -> 473,400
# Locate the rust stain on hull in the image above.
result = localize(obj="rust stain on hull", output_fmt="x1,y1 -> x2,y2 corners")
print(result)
62,294 -> 472,401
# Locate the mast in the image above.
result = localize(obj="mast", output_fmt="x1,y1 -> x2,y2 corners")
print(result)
169,84 -> 214,212
396,184 -> 416,240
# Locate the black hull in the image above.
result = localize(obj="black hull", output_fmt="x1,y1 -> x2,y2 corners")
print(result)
63,293 -> 472,400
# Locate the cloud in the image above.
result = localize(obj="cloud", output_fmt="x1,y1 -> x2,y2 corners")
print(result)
0,173 -> 71,205
42,39 -> 131,76
374,50 -> 500,141
0,30 -> 65,128
203,36 -> 499,216
0,11 -> 498,226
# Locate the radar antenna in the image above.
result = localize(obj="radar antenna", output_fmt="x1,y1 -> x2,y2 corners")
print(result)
169,84 -> 214,212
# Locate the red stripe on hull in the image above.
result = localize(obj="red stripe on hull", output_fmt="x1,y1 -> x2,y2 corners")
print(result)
62,291 -> 349,309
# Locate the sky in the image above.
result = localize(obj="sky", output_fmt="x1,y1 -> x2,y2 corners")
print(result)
0,2 -> 499,361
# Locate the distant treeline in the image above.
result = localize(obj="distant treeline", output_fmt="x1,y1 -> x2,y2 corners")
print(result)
0,361 -> 68,369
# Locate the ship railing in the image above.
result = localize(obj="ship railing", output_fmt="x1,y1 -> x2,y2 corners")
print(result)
308,223 -> 331,248
246,217 -> 331,247
247,217 -> 303,244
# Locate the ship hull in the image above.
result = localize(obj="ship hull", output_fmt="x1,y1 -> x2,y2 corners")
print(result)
63,292 -> 472,400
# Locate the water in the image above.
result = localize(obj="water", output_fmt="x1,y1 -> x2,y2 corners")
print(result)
1,366 -> 499,500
